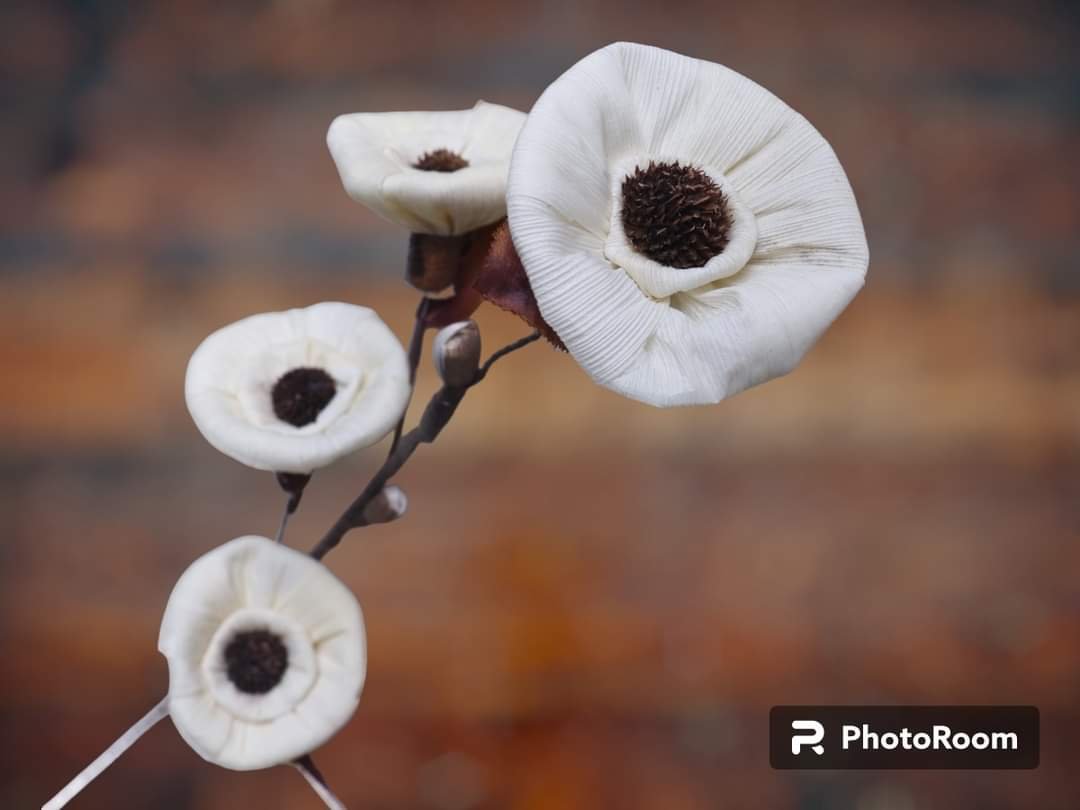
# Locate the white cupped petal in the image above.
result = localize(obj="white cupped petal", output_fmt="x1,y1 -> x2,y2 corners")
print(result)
185,302 -> 410,473
327,101 -> 526,235
502,198 -> 667,385
608,264 -> 865,406
507,42 -> 868,406
159,536 -> 366,771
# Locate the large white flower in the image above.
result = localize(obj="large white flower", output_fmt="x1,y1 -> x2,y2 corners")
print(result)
327,100 -> 526,235
185,302 -> 410,473
507,43 -> 869,407
159,536 -> 366,771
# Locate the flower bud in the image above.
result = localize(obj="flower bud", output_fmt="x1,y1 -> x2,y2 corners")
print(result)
362,485 -> 408,525
406,233 -> 469,296
433,321 -> 481,388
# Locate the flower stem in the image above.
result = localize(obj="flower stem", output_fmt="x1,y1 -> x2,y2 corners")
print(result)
293,755 -> 347,809
43,697 -> 170,810
389,297 -> 431,454
476,331 -> 542,377
274,472 -> 311,544
310,330 -> 540,561
274,497 -> 293,544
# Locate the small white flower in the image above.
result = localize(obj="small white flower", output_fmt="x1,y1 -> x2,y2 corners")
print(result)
185,302 -> 410,473
327,101 -> 526,235
507,43 -> 869,407
158,536 -> 365,771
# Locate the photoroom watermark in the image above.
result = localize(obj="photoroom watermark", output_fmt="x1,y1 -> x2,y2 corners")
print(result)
770,706 -> 1039,769
842,723 -> 1018,752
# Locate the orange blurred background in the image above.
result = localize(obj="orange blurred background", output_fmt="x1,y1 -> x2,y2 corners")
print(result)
2,1 -> 1079,808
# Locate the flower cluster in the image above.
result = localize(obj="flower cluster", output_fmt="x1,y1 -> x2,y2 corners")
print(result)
330,42 -> 868,407
47,41 -> 867,809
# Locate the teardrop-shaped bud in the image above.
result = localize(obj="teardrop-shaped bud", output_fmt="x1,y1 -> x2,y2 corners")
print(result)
433,321 -> 482,388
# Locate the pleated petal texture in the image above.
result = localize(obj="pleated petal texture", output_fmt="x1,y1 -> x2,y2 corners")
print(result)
507,42 -> 868,406
185,302 -> 410,473
158,536 -> 366,771
328,101 -> 526,235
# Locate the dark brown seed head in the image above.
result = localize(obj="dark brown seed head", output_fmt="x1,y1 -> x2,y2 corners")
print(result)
413,149 -> 469,173
620,161 -> 731,268
271,367 -> 336,428
224,629 -> 289,694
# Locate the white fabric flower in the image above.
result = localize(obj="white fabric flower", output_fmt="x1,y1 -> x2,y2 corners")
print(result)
185,302 -> 410,473
506,43 -> 869,407
327,100 -> 526,235
159,536 -> 366,771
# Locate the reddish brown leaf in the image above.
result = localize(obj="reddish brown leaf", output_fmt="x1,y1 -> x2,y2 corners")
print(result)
470,221 -> 566,350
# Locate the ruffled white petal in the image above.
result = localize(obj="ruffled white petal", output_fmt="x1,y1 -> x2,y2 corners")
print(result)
159,537 -> 366,771
169,692 -> 234,763
327,101 -> 526,235
505,203 -> 667,385
607,264 -> 864,406
185,302 -> 410,473
507,42 -> 868,406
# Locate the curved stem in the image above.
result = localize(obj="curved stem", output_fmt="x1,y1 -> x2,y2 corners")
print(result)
310,330 -> 539,561
389,297 -> 430,454
476,331 -> 541,380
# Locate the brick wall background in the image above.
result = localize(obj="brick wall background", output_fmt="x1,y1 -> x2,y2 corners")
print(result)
2,1 -> 1079,808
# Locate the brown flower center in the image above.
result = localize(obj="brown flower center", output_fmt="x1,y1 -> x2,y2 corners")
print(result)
620,161 -> 732,268
271,367 -> 336,428
224,629 -> 289,694
413,148 -> 469,173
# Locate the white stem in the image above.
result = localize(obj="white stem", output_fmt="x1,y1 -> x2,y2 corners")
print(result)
294,760 -> 348,809
43,697 -> 170,810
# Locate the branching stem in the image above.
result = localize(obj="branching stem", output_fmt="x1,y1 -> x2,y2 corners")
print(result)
310,330 -> 540,560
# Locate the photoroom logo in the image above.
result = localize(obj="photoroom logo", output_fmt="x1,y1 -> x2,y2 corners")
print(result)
770,706 -> 1039,770
790,720 -> 825,756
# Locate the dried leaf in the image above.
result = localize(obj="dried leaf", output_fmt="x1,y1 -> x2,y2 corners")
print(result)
470,221 -> 566,350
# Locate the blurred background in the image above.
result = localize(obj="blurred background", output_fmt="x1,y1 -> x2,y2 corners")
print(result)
2,1 -> 1079,808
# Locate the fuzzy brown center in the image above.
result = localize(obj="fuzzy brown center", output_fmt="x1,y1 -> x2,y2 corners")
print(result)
620,161 -> 732,268
224,629 -> 289,694
413,149 -> 469,173
271,367 -> 336,428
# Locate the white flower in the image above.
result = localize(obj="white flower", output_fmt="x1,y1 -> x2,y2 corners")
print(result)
506,43 -> 869,407
185,302 -> 410,473
158,536 -> 365,771
327,100 -> 526,235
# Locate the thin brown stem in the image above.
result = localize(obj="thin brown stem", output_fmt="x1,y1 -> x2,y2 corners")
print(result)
273,472 -> 310,543
476,331 -> 541,380
389,297 -> 430,454
274,497 -> 292,544
310,330 -> 540,561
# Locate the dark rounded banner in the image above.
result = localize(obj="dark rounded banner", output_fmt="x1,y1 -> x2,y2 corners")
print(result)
770,706 -> 1039,769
